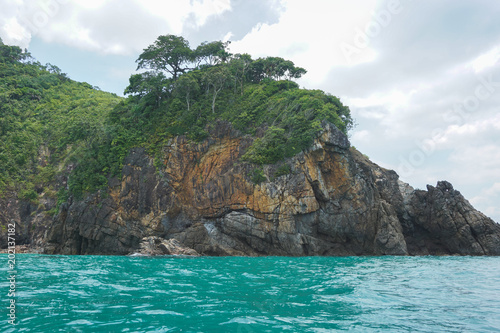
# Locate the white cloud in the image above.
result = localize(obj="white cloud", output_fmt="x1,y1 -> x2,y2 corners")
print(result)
229,0 -> 378,86
449,144 -> 500,173
1,17 -> 29,47
348,89 -> 413,111
222,31 -> 232,42
351,130 -> 370,142
72,0 -> 107,10
139,0 -> 231,34
470,183 -> 500,222
433,115 -> 500,150
190,0 -> 231,27
471,46 -> 500,73
0,0 -> 232,55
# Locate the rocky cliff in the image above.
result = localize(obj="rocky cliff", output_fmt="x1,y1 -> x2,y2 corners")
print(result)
4,121 -> 500,255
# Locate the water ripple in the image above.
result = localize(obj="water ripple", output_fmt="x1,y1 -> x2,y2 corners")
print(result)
1,255 -> 499,332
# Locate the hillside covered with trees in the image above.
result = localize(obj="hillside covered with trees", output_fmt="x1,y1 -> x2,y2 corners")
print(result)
0,35 -> 353,207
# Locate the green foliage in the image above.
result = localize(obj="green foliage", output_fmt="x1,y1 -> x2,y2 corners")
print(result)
56,188 -> 69,209
0,40 -> 121,199
194,41 -> 231,66
251,168 -> 267,184
242,126 -> 286,164
247,57 -> 307,82
274,164 -> 292,178
19,183 -> 38,201
0,37 -> 31,63
136,34 -> 193,80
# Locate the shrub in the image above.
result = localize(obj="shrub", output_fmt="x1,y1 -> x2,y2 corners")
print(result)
274,164 -> 291,178
251,168 -> 267,184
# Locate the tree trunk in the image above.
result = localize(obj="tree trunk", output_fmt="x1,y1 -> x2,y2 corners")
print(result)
212,90 -> 217,113
212,86 -> 222,114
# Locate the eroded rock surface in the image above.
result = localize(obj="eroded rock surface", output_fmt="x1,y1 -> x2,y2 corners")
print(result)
135,236 -> 199,256
12,121 -> 500,256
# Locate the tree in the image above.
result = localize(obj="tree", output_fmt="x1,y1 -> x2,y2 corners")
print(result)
194,41 -> 232,67
288,66 -> 307,81
46,63 -> 62,74
174,71 -> 200,112
247,57 -> 307,82
0,38 -> 31,64
203,65 -> 232,113
124,71 -> 170,107
229,53 -> 253,94
136,35 -> 193,80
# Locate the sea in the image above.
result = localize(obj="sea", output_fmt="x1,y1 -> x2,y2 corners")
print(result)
1,254 -> 499,332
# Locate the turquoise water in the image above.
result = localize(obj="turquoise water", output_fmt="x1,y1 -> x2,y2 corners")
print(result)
1,255 -> 500,332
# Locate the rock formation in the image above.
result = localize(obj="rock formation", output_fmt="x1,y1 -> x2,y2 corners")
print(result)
4,121 -> 500,256
135,236 -> 199,256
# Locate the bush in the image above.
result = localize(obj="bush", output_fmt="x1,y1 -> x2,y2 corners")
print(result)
274,164 -> 291,178
251,168 -> 267,184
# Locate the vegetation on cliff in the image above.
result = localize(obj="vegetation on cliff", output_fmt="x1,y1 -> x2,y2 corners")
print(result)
116,34 -> 353,165
0,38 -> 121,203
0,35 -> 353,203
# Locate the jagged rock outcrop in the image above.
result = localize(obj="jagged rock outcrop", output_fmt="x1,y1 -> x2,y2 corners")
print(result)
12,121 -> 500,256
134,236 -> 199,256
402,181 -> 500,255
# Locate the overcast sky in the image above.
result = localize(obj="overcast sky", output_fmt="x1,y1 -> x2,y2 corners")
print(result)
1,0 -> 499,222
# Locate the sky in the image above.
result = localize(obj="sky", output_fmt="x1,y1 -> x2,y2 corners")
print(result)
1,0 -> 499,222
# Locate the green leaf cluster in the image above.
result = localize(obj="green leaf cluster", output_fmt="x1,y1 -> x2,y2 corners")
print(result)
251,168 -> 267,185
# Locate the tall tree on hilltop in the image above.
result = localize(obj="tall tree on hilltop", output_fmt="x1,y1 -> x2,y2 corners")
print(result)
247,57 -> 307,82
194,41 -> 232,67
136,35 -> 193,80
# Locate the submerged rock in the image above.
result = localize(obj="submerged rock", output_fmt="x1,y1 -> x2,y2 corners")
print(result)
17,121 -> 500,256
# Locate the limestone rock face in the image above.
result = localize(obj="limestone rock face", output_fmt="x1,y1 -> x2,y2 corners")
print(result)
34,121 -> 500,255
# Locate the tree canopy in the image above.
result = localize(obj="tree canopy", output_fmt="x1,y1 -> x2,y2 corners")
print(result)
136,35 -> 192,80
0,37 -> 31,63
130,34 -> 307,89
123,35 -> 353,165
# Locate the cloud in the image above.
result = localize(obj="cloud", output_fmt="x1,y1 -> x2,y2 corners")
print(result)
336,1 -> 500,149
471,46 -> 500,73
183,0 -> 284,46
448,144 -> 500,180
229,0 -> 378,85
0,0 -> 29,48
470,183 -> 500,223
0,0 -> 232,54
331,1 -> 500,224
